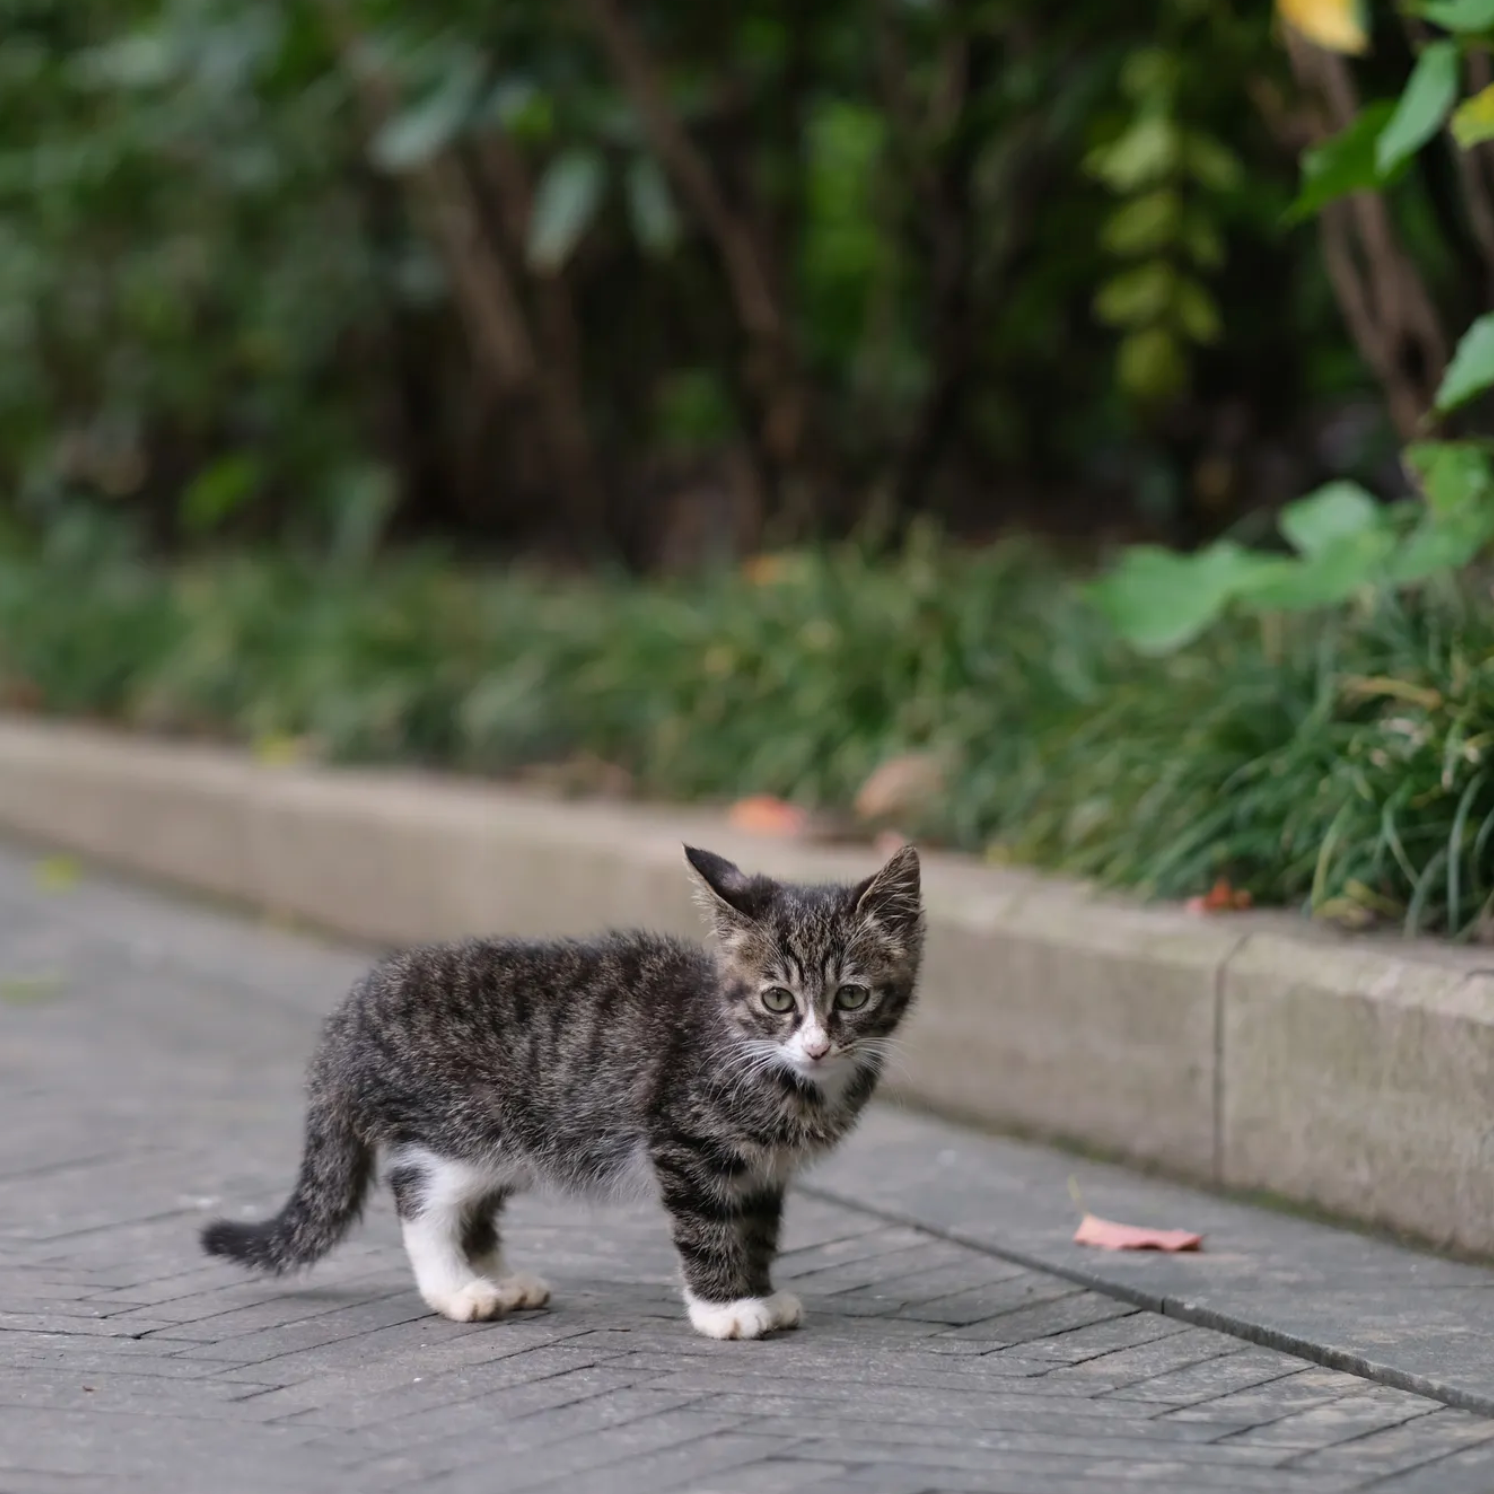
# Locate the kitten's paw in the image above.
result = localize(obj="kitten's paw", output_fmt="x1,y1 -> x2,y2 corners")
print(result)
425,1280 -> 508,1323
764,1289 -> 802,1329
493,1271 -> 551,1311
686,1290 -> 802,1341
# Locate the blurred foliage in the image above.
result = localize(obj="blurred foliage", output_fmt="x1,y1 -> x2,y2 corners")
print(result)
6,520 -> 1494,938
0,0 -> 1364,562
1094,1 -> 1494,653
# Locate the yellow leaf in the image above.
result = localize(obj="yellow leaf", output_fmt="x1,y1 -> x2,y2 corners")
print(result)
1453,84 -> 1494,149
741,553 -> 785,586
741,551 -> 809,587
33,855 -> 80,894
1276,0 -> 1369,55
0,970 -> 64,1005
252,733 -> 306,767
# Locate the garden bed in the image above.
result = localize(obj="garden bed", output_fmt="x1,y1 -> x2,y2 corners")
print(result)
4,528 -> 1491,938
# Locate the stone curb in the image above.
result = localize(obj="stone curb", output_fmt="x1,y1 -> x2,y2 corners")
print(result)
2,716 -> 1493,1252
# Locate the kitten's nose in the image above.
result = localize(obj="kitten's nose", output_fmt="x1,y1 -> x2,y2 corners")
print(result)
803,1035 -> 831,1061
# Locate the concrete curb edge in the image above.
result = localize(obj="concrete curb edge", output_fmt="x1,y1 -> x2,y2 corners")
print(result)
3,715 -> 1493,1252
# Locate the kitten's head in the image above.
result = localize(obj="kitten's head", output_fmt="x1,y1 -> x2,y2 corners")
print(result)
684,842 -> 924,1085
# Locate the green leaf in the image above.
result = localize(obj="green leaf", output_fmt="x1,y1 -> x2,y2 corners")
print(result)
1117,328 -> 1187,400
1435,313 -> 1494,412
482,79 -> 554,143
71,33 -> 178,90
181,454 -> 261,535
1388,507 -> 1494,582
624,155 -> 681,257
1084,116 -> 1179,191
370,58 -> 484,173
326,462 -> 397,568
1241,529 -> 1398,610
1278,481 -> 1383,556
1095,262 -> 1175,327
1119,48 -> 1180,105
1087,542 -> 1276,654
1100,190 -> 1181,256
1452,85 -> 1494,148
1181,133 -> 1243,191
1181,211 -> 1225,268
1415,0 -> 1494,32
1174,278 -> 1222,344
1288,103 -> 1401,222
527,149 -> 607,272
1405,440 -> 1494,512
1376,41 -> 1460,174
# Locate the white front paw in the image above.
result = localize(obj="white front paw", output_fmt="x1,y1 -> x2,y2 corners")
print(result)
493,1271 -> 551,1311
425,1280 -> 507,1322
687,1290 -> 802,1340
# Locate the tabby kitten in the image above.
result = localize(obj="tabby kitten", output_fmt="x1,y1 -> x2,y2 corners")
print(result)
202,842 -> 923,1340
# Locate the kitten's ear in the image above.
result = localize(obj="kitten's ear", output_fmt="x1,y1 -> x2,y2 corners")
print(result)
852,843 -> 923,940
684,845 -> 772,940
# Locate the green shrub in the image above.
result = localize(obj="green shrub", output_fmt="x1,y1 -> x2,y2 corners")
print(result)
5,527 -> 1493,938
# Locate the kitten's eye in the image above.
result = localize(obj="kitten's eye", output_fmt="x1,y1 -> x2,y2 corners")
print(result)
760,987 -> 795,1014
835,985 -> 870,1011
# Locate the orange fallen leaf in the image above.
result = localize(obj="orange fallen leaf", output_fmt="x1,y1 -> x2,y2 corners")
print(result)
728,795 -> 809,838
1185,877 -> 1252,915
741,553 -> 787,586
1074,1214 -> 1203,1252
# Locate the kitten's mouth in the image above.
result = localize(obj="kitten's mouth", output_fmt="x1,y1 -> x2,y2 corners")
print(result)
788,1050 -> 847,1078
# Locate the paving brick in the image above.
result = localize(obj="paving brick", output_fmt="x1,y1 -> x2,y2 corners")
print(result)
936,1289 -> 1139,1343
695,1391 -> 1254,1441
779,1240 -> 973,1295
1287,1406 -> 1494,1476
740,1419 -> 1290,1466
230,1336 -> 617,1411
895,1272 -> 1085,1326
520,1430 -> 790,1494
657,1459 -> 852,1493
622,1367 -> 1240,1422
353,1407 -> 745,1486
0,842 -> 1490,1494
1104,1346 -> 1304,1406
822,1254 -> 1028,1314
1013,1307 -> 1191,1364
290,1361 -> 639,1434
777,1438 -> 1358,1489
0,1366 -> 279,1417
1221,1386 -> 1440,1448
1034,1326 -> 1255,1393
1358,1437 -> 1494,1494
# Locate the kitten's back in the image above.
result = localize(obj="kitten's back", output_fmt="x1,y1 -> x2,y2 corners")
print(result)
329,931 -> 717,1167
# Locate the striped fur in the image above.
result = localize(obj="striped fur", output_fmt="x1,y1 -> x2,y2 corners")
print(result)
202,843 -> 923,1337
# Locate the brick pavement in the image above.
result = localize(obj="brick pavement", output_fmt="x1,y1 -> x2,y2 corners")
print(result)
3,846 -> 1494,1493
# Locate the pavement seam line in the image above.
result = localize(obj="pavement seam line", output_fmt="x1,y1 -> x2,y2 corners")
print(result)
798,1181 -> 1494,1419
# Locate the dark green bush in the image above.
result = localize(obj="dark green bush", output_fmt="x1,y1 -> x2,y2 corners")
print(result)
0,0 -> 1358,562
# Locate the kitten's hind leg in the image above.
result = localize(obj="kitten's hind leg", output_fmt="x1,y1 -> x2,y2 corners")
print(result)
389,1153 -> 545,1322
460,1188 -> 550,1312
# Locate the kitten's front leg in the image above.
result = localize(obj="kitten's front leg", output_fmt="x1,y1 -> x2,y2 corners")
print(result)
653,1148 -> 799,1340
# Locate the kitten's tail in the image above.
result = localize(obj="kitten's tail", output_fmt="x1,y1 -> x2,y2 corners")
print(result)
201,1089 -> 373,1276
